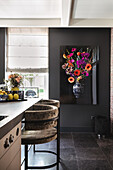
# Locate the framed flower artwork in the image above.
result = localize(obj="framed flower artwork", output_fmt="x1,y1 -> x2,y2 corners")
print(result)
60,46 -> 99,104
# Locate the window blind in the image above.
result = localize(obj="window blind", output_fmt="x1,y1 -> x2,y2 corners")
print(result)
7,28 -> 48,73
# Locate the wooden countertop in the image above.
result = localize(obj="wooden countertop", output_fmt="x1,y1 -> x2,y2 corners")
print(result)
0,98 -> 41,139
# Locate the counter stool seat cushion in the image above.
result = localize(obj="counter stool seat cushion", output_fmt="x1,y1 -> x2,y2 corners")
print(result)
37,99 -> 60,108
21,128 -> 57,145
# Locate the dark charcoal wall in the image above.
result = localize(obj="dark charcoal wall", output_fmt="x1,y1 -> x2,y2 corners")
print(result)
0,28 -> 6,84
49,28 -> 110,132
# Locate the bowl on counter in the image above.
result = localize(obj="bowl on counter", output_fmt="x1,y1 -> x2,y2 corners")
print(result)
0,94 -> 8,101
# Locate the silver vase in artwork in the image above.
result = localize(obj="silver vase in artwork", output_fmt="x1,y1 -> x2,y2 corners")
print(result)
73,81 -> 84,98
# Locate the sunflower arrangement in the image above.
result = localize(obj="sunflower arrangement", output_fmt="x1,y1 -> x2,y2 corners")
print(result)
62,48 -> 92,83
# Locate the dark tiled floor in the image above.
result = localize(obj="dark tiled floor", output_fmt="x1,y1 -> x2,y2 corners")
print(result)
21,133 -> 113,170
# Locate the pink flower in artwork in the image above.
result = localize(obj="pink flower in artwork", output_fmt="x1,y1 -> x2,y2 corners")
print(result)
62,63 -> 68,69
82,71 -> 89,77
70,59 -> 75,63
71,48 -> 76,52
66,67 -> 73,74
69,53 -> 73,57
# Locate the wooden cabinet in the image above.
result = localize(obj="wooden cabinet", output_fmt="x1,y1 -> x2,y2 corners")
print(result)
7,150 -> 21,170
0,123 -> 21,170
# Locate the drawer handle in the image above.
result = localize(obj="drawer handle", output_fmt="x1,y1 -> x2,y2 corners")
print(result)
4,138 -> 9,148
9,134 -> 14,143
16,128 -> 19,136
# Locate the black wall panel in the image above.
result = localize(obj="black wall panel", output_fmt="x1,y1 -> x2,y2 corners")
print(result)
0,28 -> 6,84
49,28 -> 110,132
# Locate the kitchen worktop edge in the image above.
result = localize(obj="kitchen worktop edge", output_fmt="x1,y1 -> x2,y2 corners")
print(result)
0,98 -> 41,139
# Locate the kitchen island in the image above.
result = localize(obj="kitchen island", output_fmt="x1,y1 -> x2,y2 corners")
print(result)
0,98 -> 40,139
0,98 -> 40,170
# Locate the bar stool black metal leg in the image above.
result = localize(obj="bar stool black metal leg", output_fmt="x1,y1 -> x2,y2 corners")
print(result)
25,145 -> 28,170
57,108 -> 60,170
34,145 -> 36,153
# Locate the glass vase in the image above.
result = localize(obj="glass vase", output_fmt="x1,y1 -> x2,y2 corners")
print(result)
11,87 -> 19,91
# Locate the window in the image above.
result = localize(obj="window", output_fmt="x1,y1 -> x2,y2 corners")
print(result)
6,28 -> 49,98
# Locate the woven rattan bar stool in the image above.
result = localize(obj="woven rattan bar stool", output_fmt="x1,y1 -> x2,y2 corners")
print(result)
34,99 -> 60,156
21,104 -> 60,170
36,99 -> 60,108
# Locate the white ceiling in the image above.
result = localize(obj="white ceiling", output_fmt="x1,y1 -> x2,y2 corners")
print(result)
0,0 -> 61,18
0,0 -> 113,27
73,0 -> 113,19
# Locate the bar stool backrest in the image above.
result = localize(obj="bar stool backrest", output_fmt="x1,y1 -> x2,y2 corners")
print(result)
37,99 -> 60,108
25,104 -> 58,130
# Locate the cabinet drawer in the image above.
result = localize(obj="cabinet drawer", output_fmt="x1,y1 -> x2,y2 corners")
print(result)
7,150 -> 21,170
0,122 -> 21,159
0,136 -> 21,170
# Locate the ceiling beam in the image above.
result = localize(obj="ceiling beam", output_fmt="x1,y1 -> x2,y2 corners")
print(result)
0,19 -> 61,27
70,19 -> 113,27
61,0 -> 72,26
72,0 -> 78,20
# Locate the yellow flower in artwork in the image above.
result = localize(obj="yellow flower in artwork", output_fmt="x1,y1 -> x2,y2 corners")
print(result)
63,54 -> 67,59
77,76 -> 82,82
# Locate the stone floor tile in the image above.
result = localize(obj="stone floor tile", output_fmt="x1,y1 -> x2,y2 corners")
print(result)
78,160 -> 112,170
76,148 -> 106,160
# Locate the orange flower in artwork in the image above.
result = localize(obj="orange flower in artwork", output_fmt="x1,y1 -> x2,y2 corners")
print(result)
77,52 -> 81,56
67,55 -> 71,59
85,63 -> 92,71
74,70 -> 81,76
68,61 -> 74,67
68,77 -> 75,83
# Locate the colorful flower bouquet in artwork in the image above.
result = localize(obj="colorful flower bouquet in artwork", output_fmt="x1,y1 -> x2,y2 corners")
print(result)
62,48 -> 92,83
